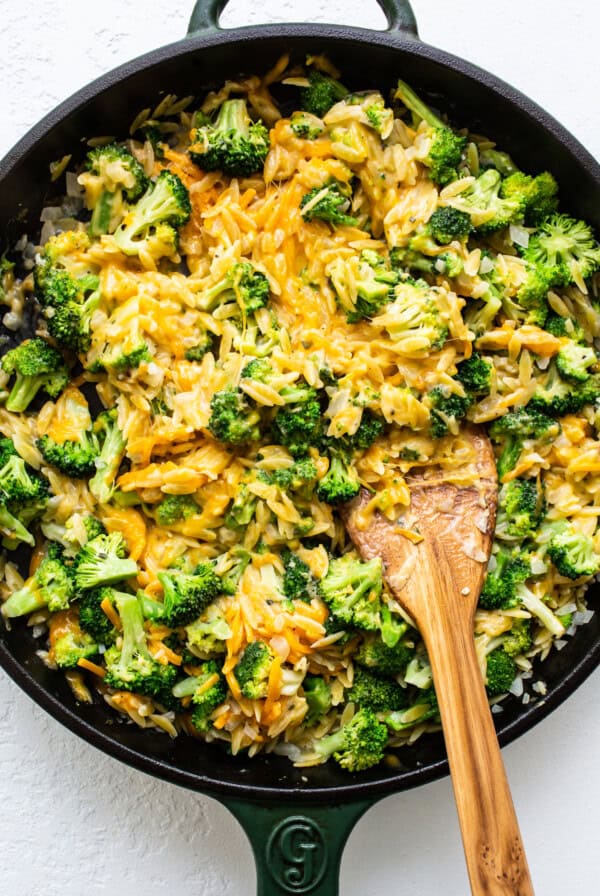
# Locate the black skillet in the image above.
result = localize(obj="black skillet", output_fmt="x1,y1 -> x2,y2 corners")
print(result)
1,1 -> 599,892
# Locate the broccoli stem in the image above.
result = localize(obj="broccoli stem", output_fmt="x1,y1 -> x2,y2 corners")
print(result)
0,505 -> 34,547
115,592 -> 149,668
6,374 -> 46,414
315,726 -> 345,760
90,192 -> 114,237
395,79 -> 444,130
2,583 -> 45,617
215,99 -> 249,137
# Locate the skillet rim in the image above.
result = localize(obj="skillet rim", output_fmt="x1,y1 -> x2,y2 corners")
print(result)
0,21 -> 599,804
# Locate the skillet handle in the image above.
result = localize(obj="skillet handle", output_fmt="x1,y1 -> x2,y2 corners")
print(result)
219,795 -> 375,895
187,0 -> 419,37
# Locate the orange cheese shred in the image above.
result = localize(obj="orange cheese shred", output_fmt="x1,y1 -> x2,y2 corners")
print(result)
77,658 -> 107,678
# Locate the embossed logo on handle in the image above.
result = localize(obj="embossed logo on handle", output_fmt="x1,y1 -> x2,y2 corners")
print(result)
266,817 -> 327,893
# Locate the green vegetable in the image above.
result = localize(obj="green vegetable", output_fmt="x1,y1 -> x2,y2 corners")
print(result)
1,338 -> 68,413
189,99 -> 270,177
395,79 -> 466,185
314,708 -> 388,772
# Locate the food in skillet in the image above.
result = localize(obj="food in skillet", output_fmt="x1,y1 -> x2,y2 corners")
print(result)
1,57 -> 600,772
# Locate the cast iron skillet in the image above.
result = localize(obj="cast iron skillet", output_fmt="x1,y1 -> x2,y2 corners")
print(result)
1,1 -> 599,892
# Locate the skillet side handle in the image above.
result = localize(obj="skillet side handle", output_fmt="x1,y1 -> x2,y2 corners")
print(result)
220,795 -> 375,895
188,0 -> 227,33
187,0 -> 419,37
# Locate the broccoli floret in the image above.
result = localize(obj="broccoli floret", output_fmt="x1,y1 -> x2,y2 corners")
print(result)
173,660 -> 227,731
52,616 -> 98,669
522,214 -> 600,287
84,516 -> 107,541
1,550 -> 75,618
0,452 -> 50,548
496,479 -> 543,541
208,387 -> 263,445
189,665 -> 227,731
456,353 -> 493,396
241,364 -> 317,412
428,207 -> 472,244
157,561 -> 221,628
390,245 -> 463,279
35,264 -> 101,354
197,261 -> 270,315
489,407 -> 560,479
78,586 -> 119,644
290,111 -> 325,140
103,592 -> 178,705
87,336 -> 151,374
303,675 -> 332,726
314,707 -> 388,772
281,549 -> 318,602
395,80 -> 466,186
478,148 -> 518,176
156,494 -> 199,527
356,634 -> 414,678
1,338 -> 68,413
380,604 -> 408,649
479,549 -> 531,610
225,483 -> 258,530
234,640 -> 274,699
113,170 -> 191,257
0,451 -> 49,509
184,330 -> 215,362
189,98 -> 269,177
46,289 -> 102,353
445,169 -> 524,233
511,264 -> 552,326
186,604 -> 232,657
373,281 -> 449,354
499,170 -> 558,227
319,554 -> 382,632
555,342 -> 597,383
83,143 -> 149,236
136,124 -> 165,159
502,619 -> 533,657
385,688 -> 439,731
348,667 -> 407,712
271,390 -> 323,457
262,458 -> 318,496
300,181 -> 358,229
328,250 -> 397,321
544,314 -> 584,341
88,409 -> 125,504
37,429 -> 98,479
316,444 -> 360,505
428,387 -> 472,439
485,647 -> 517,696
0,256 -> 15,303
220,548 -> 251,595
315,412 -> 380,505
300,70 -> 348,118
34,232 -> 101,352
529,363 -> 600,417
0,437 -> 17,468
546,521 -> 600,580
350,410 -> 385,450
74,532 -> 138,590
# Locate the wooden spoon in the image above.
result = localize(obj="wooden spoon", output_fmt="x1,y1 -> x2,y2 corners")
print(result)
341,426 -> 534,895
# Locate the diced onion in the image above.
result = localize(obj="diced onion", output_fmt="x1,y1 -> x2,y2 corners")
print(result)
479,255 -> 495,274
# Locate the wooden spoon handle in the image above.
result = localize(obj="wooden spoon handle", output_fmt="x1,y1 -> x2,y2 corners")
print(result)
422,612 -> 534,895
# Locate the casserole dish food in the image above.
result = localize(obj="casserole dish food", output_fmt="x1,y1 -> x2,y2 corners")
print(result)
0,3 -> 593,892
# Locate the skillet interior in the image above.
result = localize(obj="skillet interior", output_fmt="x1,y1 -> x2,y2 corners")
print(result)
1,26 -> 599,803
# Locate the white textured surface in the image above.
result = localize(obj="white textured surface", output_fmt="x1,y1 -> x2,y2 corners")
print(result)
1,2 -> 599,894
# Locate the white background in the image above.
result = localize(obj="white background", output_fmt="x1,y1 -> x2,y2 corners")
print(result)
0,1 -> 599,893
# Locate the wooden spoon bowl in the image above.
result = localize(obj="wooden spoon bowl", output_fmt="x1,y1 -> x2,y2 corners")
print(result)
342,426 -> 534,895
